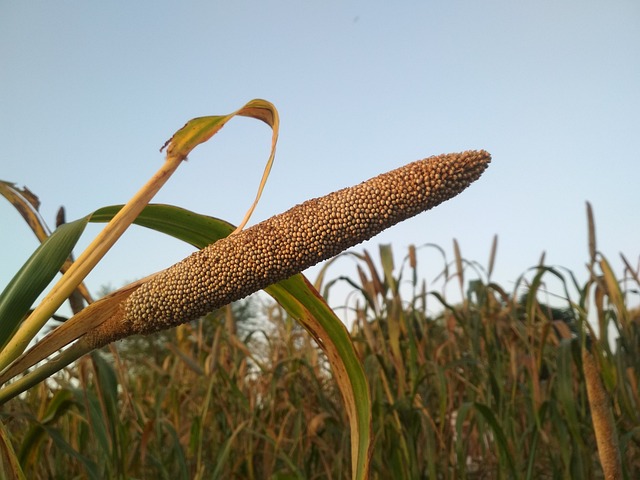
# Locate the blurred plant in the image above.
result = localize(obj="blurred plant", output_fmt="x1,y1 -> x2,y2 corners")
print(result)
315,205 -> 637,478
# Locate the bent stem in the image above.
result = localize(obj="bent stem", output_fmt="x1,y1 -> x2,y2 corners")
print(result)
0,155 -> 184,373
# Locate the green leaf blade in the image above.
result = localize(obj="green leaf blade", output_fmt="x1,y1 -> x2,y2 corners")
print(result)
0,218 -> 89,348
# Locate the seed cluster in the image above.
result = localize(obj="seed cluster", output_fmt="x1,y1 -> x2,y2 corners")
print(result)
94,150 -> 490,344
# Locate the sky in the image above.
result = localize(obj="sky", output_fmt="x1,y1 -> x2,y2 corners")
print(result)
1,1 -> 639,320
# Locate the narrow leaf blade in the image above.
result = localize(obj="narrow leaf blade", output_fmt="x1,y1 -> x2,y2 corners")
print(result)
0,218 -> 89,348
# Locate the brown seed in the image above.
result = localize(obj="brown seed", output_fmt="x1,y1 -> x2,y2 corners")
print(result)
88,150 -> 490,347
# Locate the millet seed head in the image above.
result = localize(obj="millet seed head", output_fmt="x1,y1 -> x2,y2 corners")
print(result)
90,150 -> 490,346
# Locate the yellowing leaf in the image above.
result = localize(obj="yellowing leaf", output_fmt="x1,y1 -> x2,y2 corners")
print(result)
161,99 -> 280,232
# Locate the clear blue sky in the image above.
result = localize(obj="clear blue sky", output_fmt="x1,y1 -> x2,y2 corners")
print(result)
1,2 -> 639,316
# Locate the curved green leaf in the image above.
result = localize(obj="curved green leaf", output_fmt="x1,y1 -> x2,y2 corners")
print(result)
18,390 -> 76,466
474,402 -> 517,477
0,218 -> 89,348
91,204 -> 235,248
265,277 -> 372,480
94,205 -> 371,479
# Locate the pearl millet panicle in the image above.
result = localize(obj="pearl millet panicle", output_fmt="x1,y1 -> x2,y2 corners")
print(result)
89,150 -> 490,347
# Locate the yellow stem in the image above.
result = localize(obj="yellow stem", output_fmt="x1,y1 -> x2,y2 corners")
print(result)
0,156 -> 183,373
